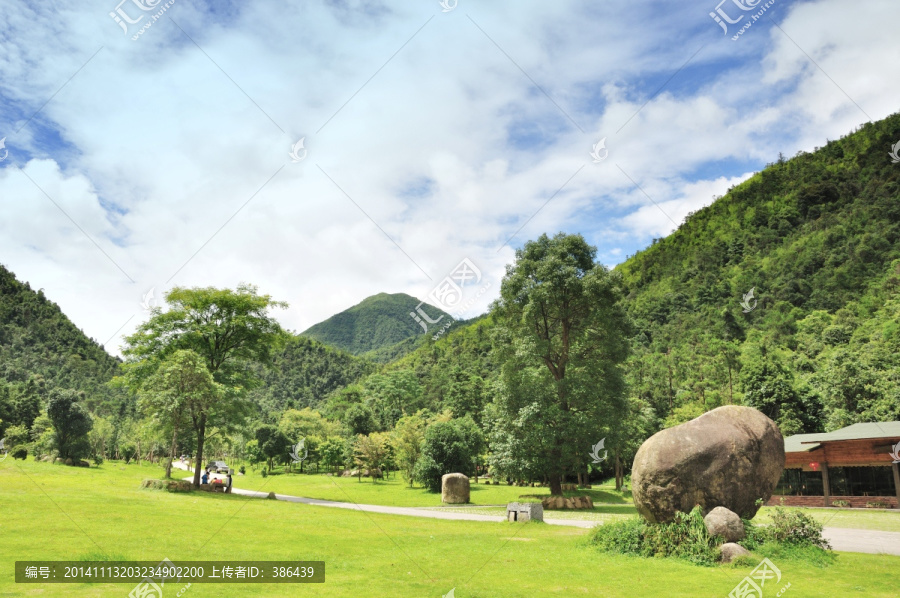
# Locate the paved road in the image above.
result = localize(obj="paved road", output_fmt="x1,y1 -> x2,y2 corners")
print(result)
172,463 -> 898,552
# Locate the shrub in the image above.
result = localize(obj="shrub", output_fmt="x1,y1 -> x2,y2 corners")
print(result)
93,455 -> 104,466
239,466 -> 246,475
12,445 -> 29,460
831,500 -> 850,507
261,468 -> 268,478
766,508 -> 831,549
588,507 -> 720,566
589,517 -> 644,555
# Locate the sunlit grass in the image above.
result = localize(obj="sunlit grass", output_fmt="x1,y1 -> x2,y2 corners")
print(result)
3,459 -> 899,597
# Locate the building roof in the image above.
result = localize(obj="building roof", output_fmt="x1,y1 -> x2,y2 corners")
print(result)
784,421 -> 900,453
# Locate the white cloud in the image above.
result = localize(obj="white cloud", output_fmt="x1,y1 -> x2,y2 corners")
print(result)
0,0 -> 897,354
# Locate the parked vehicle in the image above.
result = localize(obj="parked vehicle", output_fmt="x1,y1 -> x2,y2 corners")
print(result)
206,460 -> 229,473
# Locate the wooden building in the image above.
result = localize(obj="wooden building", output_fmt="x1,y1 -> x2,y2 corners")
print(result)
768,422 -> 900,508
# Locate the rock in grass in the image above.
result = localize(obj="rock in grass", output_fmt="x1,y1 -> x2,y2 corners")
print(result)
719,542 -> 751,563
267,491 -> 277,500
441,473 -> 470,504
704,507 -> 745,542
631,405 -> 784,523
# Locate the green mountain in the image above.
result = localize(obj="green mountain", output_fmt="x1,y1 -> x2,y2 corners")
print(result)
301,292 -> 455,357
359,112 -> 900,438
0,263 -> 126,434
248,335 -> 376,415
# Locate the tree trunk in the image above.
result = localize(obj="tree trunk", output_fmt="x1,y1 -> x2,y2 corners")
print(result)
165,423 -> 178,480
192,416 -> 206,487
615,452 -> 623,492
549,473 -> 563,496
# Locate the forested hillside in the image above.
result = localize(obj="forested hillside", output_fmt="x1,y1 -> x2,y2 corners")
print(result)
356,112 -> 900,443
619,113 -> 900,435
248,335 -> 376,414
302,292 -> 455,357
0,264 -> 126,435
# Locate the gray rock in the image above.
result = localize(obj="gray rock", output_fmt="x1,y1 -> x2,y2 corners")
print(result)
704,506 -> 746,542
441,473 -> 470,504
267,491 -> 277,500
719,542 -> 751,563
632,405 -> 784,523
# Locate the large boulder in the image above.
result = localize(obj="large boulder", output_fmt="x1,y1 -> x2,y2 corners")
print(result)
704,507 -> 745,542
441,473 -> 470,504
631,405 -> 784,523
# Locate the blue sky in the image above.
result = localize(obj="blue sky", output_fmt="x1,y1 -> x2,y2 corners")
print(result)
0,0 -> 897,353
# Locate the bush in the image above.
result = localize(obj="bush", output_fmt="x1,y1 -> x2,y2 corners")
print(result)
239,466 -> 246,475
12,445 -> 29,460
589,517 -> 644,555
831,500 -> 850,507
588,507 -> 720,566
93,455 -> 104,466
261,468 -> 268,478
766,508 -> 831,549
413,417 -> 483,492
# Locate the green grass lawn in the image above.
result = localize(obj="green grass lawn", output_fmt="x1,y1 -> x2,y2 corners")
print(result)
2,458 -> 899,597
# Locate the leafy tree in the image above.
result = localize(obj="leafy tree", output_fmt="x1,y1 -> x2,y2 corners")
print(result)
320,436 -> 348,473
141,350 -> 223,479
255,424 -> 289,471
414,418 -> 482,492
46,389 -> 93,461
391,413 -> 425,486
354,432 -> 389,482
345,403 -> 377,436
490,232 -> 631,495
121,284 -> 286,485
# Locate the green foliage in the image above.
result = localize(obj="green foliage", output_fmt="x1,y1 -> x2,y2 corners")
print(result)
765,507 -> 831,549
0,264 -> 126,417
249,336 -> 374,414
617,113 -> 900,435
391,413 -> 425,486
345,403 -> 377,436
490,232 -> 631,494
302,292 -> 453,356
414,417 -> 483,492
46,389 -> 93,460
12,445 -> 28,460
588,507 -> 720,566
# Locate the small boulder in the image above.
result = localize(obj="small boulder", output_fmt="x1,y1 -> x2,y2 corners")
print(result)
631,405 -> 784,522
704,507 -> 745,542
441,473 -> 470,504
267,491 -> 277,500
719,542 -> 751,563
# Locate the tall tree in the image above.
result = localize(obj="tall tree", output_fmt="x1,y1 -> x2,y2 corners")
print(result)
490,233 -> 631,495
121,284 -> 286,485
141,350 -> 223,479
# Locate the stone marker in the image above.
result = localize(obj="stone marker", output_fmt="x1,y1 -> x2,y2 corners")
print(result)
631,405 -> 784,523
441,473 -> 470,504
704,506 -> 745,542
506,502 -> 543,522
719,542 -> 751,563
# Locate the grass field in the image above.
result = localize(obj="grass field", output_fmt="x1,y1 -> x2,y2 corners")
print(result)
2,459 -> 899,597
